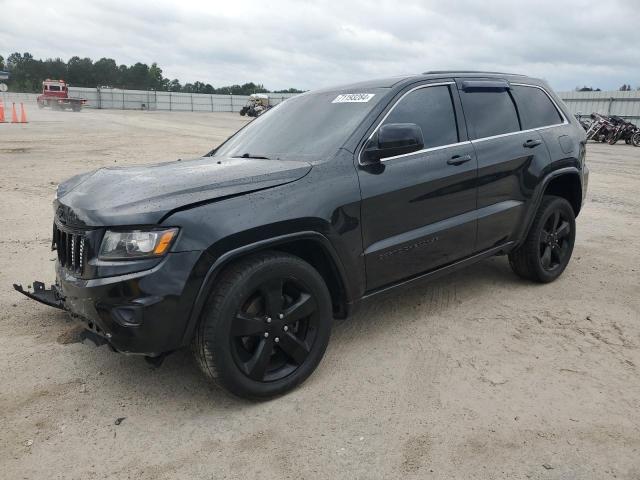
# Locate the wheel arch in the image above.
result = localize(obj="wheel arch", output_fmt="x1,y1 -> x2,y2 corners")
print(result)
515,167 -> 583,249
181,231 -> 352,346
543,171 -> 582,217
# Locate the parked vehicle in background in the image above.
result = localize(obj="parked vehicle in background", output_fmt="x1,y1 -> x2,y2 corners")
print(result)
15,71 -> 589,399
37,79 -> 87,111
575,113 -> 590,131
584,112 -> 639,146
239,93 -> 270,117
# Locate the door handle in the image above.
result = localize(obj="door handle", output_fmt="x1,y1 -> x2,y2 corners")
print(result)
523,139 -> 542,148
447,154 -> 472,166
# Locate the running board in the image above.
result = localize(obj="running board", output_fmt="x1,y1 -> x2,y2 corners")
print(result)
362,242 -> 514,300
13,281 -> 64,310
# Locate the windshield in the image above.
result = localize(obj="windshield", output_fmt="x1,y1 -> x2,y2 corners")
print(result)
214,89 -> 386,160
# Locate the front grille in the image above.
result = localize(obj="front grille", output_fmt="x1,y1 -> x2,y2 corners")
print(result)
53,223 -> 87,274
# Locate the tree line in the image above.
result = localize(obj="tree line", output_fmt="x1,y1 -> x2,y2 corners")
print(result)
575,85 -> 639,92
0,52 -> 304,95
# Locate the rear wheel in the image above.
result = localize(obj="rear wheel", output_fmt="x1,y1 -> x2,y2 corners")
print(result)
72,104 -> 81,112
192,251 -> 332,399
509,196 -> 576,283
608,130 -> 621,145
632,132 -> 640,147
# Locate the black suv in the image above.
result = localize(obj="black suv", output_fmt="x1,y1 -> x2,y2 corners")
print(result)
15,71 -> 588,399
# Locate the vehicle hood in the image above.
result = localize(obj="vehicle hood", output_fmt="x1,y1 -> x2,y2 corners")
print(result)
55,156 -> 312,226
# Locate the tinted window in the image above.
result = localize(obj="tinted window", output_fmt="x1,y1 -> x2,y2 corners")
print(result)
214,89 -> 385,160
461,90 -> 520,139
381,86 -> 458,149
512,85 -> 563,129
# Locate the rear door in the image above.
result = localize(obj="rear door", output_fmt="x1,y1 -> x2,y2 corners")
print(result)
357,82 -> 478,291
456,79 -> 552,252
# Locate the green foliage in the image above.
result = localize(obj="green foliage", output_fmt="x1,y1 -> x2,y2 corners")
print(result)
2,52 -> 303,94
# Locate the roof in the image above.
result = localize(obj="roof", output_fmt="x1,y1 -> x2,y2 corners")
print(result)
310,71 -> 543,95
422,70 -> 526,76
308,70 -> 544,98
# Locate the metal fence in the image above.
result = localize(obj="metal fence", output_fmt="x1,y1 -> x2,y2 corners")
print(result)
66,87 -> 298,112
556,90 -> 640,125
3,88 -> 639,126
0,92 -> 39,103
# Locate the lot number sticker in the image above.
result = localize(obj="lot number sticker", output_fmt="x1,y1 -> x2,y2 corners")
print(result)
332,93 -> 375,103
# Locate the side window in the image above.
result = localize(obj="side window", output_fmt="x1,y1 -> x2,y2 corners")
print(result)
460,90 -> 520,139
380,85 -> 458,149
511,85 -> 563,129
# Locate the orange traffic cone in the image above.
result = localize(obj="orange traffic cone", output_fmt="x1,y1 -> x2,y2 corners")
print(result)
11,102 -> 18,123
0,100 -> 5,123
19,103 -> 27,123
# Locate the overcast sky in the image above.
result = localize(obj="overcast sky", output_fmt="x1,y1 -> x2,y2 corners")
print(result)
1,0 -> 638,92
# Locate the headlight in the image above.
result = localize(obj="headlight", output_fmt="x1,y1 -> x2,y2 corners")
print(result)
99,228 -> 178,260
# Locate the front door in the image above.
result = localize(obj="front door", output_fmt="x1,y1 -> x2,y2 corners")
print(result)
357,83 -> 478,291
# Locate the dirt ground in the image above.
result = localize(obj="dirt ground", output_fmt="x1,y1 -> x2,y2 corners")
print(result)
1,106 -> 639,480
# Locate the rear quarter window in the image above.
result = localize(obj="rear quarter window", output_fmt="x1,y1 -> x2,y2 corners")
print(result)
460,90 -> 520,139
511,85 -> 564,129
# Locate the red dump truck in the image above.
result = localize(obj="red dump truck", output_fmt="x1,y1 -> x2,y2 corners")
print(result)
37,79 -> 87,111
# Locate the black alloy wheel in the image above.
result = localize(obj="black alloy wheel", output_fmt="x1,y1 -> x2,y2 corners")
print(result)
538,209 -> 572,272
193,251 -> 332,399
509,196 -> 576,283
231,277 -> 318,382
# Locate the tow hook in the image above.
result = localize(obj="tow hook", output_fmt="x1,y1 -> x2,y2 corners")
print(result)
13,281 -> 64,310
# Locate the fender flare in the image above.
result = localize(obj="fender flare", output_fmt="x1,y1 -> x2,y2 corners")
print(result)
516,166 -> 582,248
180,231 -> 352,346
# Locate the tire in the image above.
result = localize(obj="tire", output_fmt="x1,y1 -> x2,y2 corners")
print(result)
192,251 -> 332,399
508,196 -> 576,283
72,104 -> 81,112
632,132 -> 640,147
608,131 -> 621,145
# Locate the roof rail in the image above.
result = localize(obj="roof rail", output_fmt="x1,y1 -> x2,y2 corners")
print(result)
423,70 -> 525,76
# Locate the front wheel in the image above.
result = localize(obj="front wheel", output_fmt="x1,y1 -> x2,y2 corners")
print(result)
508,196 -> 576,283
192,251 -> 332,399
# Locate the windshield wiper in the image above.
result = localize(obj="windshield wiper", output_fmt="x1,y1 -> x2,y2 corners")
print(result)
232,153 -> 271,160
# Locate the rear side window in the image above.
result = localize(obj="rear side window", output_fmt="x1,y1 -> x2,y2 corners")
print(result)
381,85 -> 458,149
460,90 -> 520,139
511,85 -> 563,129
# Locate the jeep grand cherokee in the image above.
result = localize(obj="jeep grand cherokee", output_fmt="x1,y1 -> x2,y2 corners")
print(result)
15,71 -> 588,399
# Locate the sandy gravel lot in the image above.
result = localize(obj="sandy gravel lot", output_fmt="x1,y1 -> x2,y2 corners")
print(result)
1,106 -> 639,479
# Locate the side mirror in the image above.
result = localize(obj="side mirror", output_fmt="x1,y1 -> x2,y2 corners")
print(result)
362,123 -> 424,163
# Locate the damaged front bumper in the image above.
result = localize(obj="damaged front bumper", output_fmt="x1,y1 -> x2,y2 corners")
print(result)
13,281 -> 65,310
13,251 -> 202,356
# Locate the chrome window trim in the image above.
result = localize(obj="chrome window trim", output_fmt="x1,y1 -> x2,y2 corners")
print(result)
358,81 -> 569,164
377,141 -> 472,163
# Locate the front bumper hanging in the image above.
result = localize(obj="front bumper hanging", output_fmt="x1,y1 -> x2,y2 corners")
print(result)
13,281 -> 64,310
